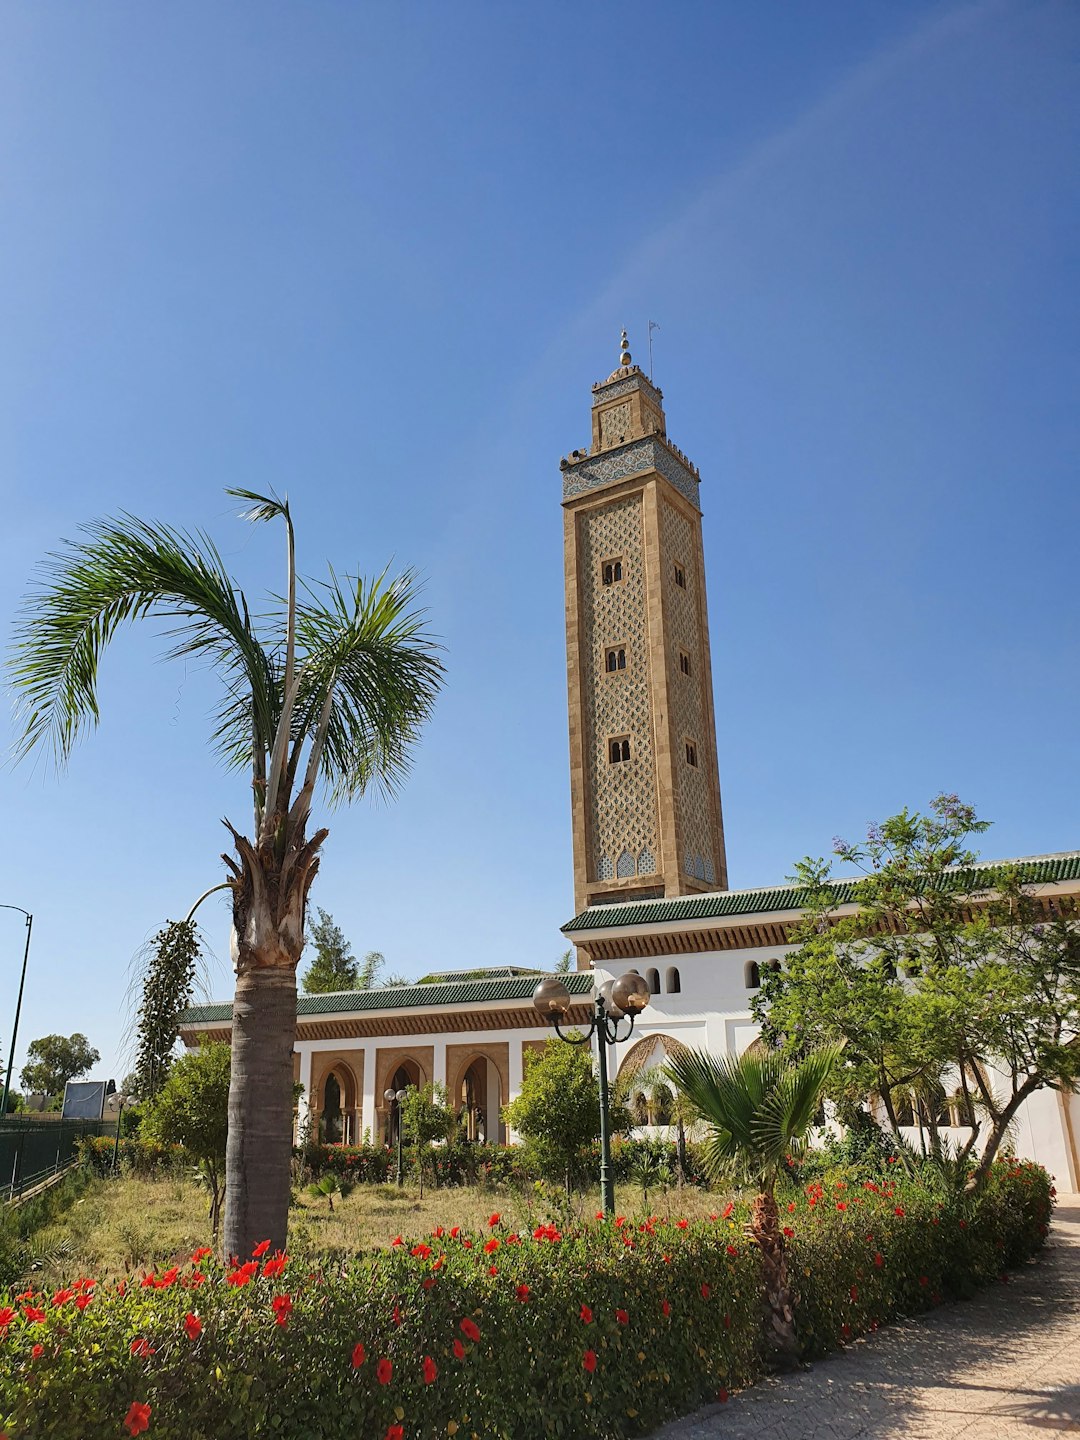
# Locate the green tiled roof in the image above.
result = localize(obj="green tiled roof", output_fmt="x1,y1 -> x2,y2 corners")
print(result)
179,970 -> 595,1027
562,851 -> 1080,934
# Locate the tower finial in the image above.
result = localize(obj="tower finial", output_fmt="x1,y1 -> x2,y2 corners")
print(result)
619,329 -> 632,368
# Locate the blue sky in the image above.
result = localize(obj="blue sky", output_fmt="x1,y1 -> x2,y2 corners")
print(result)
1,1 -> 1077,1085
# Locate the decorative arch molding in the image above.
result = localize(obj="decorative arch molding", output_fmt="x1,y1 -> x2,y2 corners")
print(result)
615,1032 -> 693,1084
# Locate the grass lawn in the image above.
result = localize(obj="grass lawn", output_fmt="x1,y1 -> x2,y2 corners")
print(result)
23,1170 -> 732,1286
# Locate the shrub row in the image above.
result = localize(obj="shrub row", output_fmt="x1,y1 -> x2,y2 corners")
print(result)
301,1136 -> 706,1189
0,1161 -> 1052,1440
77,1137 -> 187,1178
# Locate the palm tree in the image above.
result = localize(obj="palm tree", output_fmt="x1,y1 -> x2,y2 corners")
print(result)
665,1044 -> 840,1369
9,491 -> 443,1258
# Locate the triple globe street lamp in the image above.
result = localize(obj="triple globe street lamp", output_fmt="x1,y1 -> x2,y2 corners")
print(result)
532,970 -> 651,1216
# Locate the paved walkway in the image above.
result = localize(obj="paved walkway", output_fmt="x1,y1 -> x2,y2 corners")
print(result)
653,1197 -> 1080,1440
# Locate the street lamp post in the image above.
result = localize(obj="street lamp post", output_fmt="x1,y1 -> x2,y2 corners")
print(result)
383,1087 -> 409,1187
0,906 -> 33,1119
105,1092 -> 128,1175
532,971 -> 651,1216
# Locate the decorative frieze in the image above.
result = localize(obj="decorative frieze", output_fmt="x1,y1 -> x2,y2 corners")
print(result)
562,436 -> 701,509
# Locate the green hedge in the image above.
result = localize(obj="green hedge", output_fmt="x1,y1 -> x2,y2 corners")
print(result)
301,1137 -> 705,1188
0,1161 -> 1052,1439
77,1136 -> 187,1177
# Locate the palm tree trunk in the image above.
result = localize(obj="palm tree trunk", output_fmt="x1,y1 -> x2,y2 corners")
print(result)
750,1188 -> 800,1370
223,966 -> 297,1260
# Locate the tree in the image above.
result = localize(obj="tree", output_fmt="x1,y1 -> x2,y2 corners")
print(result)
399,1082 -> 456,1197
301,909 -> 359,993
9,492 -> 443,1257
555,950 -> 573,973
143,1042 -> 231,1239
133,920 -> 200,1100
754,796 -> 1080,1188
503,1037 -> 601,1195
665,1044 -> 840,1369
19,1034 -> 99,1101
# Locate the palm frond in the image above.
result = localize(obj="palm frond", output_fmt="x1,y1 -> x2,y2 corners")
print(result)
288,566 -> 444,811
225,487 -> 290,528
9,514 -> 274,766
752,1045 -> 842,1168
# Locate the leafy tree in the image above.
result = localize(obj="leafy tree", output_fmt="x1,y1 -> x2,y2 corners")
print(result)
301,909 -> 359,993
143,1042 -> 231,1239
9,491 -> 443,1258
754,795 -> 1080,1188
399,1082 -> 456,1196
666,1044 -> 840,1369
19,1033 -> 99,1101
133,920 -> 200,1100
503,1037 -> 601,1195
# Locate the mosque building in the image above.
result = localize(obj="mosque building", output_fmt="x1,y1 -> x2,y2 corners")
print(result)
179,336 -> 1080,1187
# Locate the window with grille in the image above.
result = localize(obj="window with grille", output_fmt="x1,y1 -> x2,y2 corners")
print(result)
674,563 -> 686,588
685,740 -> 697,767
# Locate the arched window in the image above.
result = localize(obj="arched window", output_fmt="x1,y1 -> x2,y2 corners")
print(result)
646,967 -> 660,994
606,647 -> 627,673
745,961 -> 761,989
609,737 -> 631,764
665,966 -> 681,994
322,1072 -> 343,1144
616,849 -> 635,879
602,559 -> 624,586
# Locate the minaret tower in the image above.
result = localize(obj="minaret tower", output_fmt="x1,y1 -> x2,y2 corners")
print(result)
561,332 -> 728,914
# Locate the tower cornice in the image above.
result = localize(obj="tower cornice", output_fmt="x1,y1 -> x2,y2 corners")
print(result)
560,433 -> 701,510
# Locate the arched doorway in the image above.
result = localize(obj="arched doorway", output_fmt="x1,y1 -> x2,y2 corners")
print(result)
315,1063 -> 359,1145
459,1057 -> 503,1143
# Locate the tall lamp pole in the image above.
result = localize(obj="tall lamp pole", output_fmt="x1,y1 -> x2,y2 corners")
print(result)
383,1087 -> 408,1187
532,971 -> 651,1216
1,906 -> 33,1119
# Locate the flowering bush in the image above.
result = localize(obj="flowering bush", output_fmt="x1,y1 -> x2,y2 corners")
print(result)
78,1137 -> 187,1178
0,1161 -> 1051,1439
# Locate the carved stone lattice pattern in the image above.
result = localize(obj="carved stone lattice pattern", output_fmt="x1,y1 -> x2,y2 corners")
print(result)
592,372 -> 664,410
617,849 -> 635,878
579,493 -> 659,882
598,855 -> 614,881
663,499 -> 716,885
638,845 -> 656,875
599,401 -> 632,449
563,436 -> 700,509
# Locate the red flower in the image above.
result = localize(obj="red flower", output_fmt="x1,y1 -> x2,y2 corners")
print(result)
486,1267 -> 496,1278
488,1212 -> 501,1228
516,1285 -> 530,1302
579,1304 -> 593,1324
432,1225 -> 444,1238
376,1357 -> 393,1385
0,1306 -> 15,1328
783,1227 -> 795,1238
919,1275 -> 929,1287
191,1247 -> 213,1263
701,1284 -> 711,1300
154,1268 -> 179,1289
262,1255 -> 287,1279
894,1206 -> 905,1217
836,1202 -> 847,1212
787,1202 -> 797,1213
227,1262 -> 258,1288
725,1245 -> 738,1258
184,1313 -> 202,1341
385,1428 -> 404,1440
75,1294 -> 93,1311
483,1239 -> 499,1254
130,1338 -> 156,1357
453,1339 -> 466,1360
661,1299 -> 671,1317
391,1235 -> 404,1248
52,1287 -> 75,1307
124,1403 -> 152,1436
411,1243 -> 432,1259
31,1344 -> 44,1358
272,1294 -> 292,1327
583,1349 -> 597,1373
252,1240 -> 271,1258
351,1342 -> 366,1369
615,1309 -> 629,1325
595,1210 -> 604,1220
676,1218 -> 689,1230
423,1355 -> 438,1384
22,1307 -> 46,1323
849,1286 -> 858,1302
722,1202 -> 734,1219
460,1317 -> 481,1343
449,1226 -> 460,1239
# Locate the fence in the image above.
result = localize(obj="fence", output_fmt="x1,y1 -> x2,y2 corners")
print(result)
0,1117 -> 110,1202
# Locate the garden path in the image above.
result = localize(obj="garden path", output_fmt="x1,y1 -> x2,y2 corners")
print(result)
652,1195 -> 1080,1440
